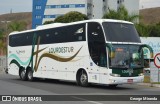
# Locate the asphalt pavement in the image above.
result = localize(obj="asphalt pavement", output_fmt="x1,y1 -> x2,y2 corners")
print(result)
0,73 -> 160,104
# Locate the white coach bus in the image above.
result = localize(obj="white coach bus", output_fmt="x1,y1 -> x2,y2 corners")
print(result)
8,19 -> 153,87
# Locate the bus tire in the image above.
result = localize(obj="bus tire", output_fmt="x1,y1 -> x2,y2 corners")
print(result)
77,70 -> 88,87
26,68 -> 34,81
19,67 -> 27,81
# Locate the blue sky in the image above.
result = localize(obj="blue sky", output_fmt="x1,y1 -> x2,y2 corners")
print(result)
0,0 -> 160,15
0,0 -> 32,14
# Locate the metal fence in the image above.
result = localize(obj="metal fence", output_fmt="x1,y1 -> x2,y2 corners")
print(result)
0,56 -> 7,73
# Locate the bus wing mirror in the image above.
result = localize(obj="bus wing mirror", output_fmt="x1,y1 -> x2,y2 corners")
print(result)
139,44 -> 154,58
106,43 -> 115,58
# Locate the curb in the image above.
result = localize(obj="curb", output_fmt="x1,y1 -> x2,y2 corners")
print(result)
137,83 -> 160,88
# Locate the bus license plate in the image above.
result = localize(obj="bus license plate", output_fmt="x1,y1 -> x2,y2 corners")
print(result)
127,79 -> 133,83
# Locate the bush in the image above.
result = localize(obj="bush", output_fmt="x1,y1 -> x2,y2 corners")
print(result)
136,22 -> 160,37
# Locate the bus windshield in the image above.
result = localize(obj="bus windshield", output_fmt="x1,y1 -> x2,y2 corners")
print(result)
102,22 -> 141,43
110,45 -> 143,69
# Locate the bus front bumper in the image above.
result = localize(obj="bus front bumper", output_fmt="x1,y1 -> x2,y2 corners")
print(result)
108,75 -> 144,84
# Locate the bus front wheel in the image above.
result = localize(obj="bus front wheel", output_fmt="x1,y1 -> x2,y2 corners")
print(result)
77,70 -> 88,87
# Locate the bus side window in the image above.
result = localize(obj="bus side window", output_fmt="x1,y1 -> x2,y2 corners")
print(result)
66,24 -> 86,42
88,22 -> 107,67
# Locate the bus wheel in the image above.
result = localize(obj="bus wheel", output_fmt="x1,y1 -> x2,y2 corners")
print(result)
26,68 -> 34,81
19,67 -> 27,81
79,70 -> 88,87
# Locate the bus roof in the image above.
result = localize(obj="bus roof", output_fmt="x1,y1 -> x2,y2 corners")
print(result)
9,19 -> 133,35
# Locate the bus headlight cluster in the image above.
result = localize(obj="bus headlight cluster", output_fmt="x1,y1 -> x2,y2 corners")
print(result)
110,73 -> 121,77
138,73 -> 144,76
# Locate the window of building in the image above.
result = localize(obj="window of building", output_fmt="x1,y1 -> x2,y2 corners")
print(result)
44,15 -> 51,18
46,5 -> 51,9
117,0 -> 124,4
44,15 -> 57,18
35,15 -> 41,19
117,0 -> 120,4
36,5 -> 41,10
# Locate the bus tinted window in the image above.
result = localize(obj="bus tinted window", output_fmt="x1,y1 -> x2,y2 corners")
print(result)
88,22 -> 107,67
9,33 -> 33,47
102,22 -> 141,43
9,23 -> 86,47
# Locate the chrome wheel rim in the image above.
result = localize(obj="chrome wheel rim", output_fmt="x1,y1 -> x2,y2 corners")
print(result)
80,73 -> 87,84
21,70 -> 25,79
28,71 -> 33,80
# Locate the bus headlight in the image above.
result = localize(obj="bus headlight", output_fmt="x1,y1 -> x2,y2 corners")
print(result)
110,73 -> 121,77
138,73 -> 144,76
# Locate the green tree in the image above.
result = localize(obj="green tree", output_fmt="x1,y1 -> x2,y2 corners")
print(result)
0,30 -> 6,55
149,23 -> 160,37
135,23 -> 160,37
0,30 -> 4,48
103,6 -> 139,23
43,12 -> 88,25
54,15 -> 65,23
0,30 -> 4,39
54,11 -> 88,23
135,23 -> 152,37
43,21 -> 54,25
8,21 -> 27,32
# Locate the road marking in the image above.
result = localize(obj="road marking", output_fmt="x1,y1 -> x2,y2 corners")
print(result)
72,96 -> 104,104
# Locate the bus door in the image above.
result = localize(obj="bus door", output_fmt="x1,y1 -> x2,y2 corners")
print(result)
88,22 -> 107,83
99,48 -> 110,84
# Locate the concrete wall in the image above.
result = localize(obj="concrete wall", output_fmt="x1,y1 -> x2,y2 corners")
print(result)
108,0 -> 118,10
108,0 -> 139,15
92,0 -> 103,19
123,0 -> 139,15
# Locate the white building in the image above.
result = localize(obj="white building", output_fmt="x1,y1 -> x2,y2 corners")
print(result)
32,0 -> 139,29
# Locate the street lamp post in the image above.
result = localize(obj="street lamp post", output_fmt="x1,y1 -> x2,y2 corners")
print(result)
1,20 -> 11,73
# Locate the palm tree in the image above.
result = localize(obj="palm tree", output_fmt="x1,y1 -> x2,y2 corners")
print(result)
0,30 -> 4,39
103,6 -> 139,23
8,21 -> 27,32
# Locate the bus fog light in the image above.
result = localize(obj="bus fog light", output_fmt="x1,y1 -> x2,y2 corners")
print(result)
138,73 -> 144,76
109,79 -> 116,83
110,73 -> 121,77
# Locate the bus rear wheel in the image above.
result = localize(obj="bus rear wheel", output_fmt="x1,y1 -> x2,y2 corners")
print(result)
78,70 -> 88,87
26,68 -> 34,81
19,67 -> 27,81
